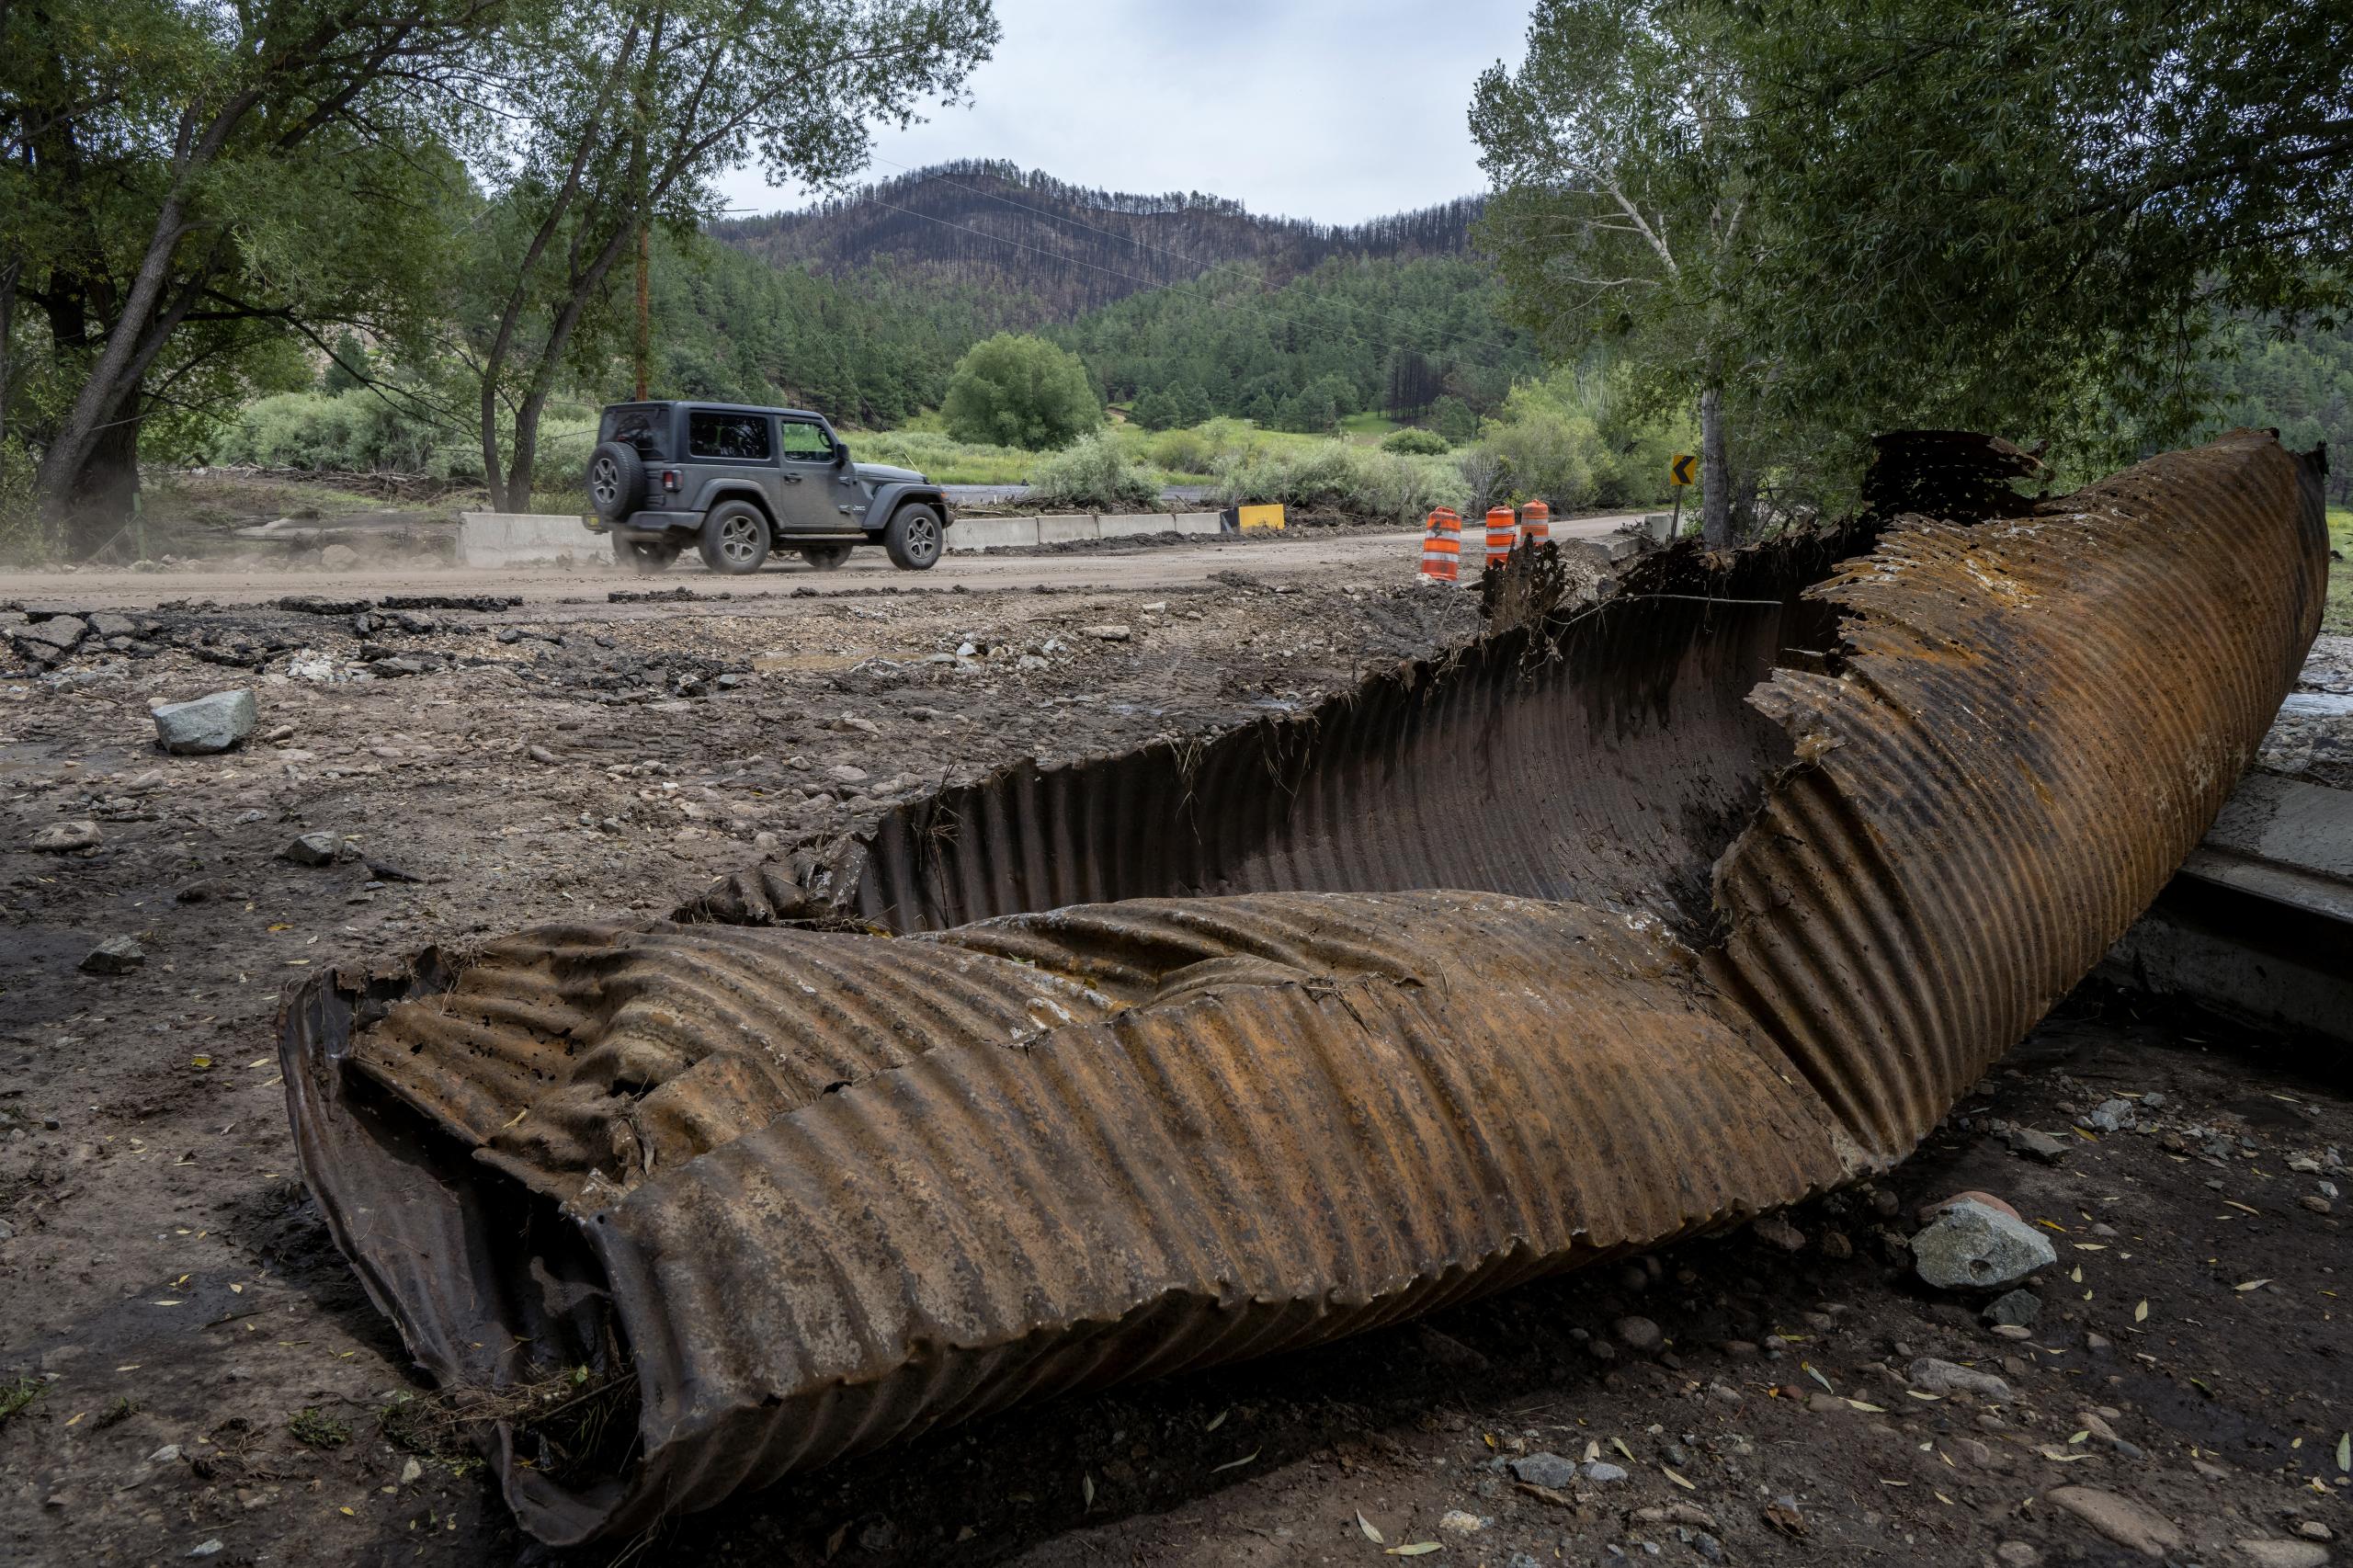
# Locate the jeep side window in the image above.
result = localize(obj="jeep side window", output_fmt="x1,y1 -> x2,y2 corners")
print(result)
777,420 -> 834,460
688,411 -> 772,462
603,407 -> 668,460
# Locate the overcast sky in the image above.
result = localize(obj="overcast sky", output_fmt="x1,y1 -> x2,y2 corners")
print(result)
716,0 -> 1536,225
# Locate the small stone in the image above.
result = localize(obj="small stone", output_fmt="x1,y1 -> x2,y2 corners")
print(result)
14,614 -> 84,652
527,744 -> 561,765
1910,1198 -> 2056,1290
79,937 -> 146,975
1909,1357 -> 2014,1402
2005,1128 -> 2072,1163
827,764 -> 870,785
2082,1097 -> 2137,1133
1750,1213 -> 1806,1251
2045,1485 -> 2183,1558
281,832 -> 339,867
87,612 -> 135,638
32,821 -> 103,852
1508,1452 -> 1577,1490
2296,1522 -> 2334,1542
1580,1460 -> 1629,1483
1983,1289 -> 2040,1328
2085,1332 -> 2112,1352
1990,1324 -> 2033,1340
1083,623 -> 1132,642
1995,1543 -> 2041,1567
1614,1315 -> 1664,1353
1916,1189 -> 2021,1224
152,689 -> 257,755
148,1445 -> 180,1464
1438,1509 -> 1485,1535
320,543 -> 359,571
2236,1541 -> 2329,1568
1816,1230 -> 1853,1259
2300,1196 -> 2333,1215
1017,654 -> 1050,671
188,1543 -> 224,1560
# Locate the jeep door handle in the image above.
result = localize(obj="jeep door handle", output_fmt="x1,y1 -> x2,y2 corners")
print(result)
780,473 -> 803,483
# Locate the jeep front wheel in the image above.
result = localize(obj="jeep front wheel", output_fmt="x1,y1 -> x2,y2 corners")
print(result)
884,503 -> 944,571
699,501 -> 772,574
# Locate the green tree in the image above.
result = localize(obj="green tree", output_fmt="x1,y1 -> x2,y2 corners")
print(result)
1471,0 -> 1753,545
470,0 -> 997,508
1724,0 -> 2353,471
4,0 -> 501,550
940,332 -> 1100,449
1432,394 -> 1478,445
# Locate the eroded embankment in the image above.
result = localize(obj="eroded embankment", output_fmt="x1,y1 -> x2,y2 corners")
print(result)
278,431 -> 2326,1545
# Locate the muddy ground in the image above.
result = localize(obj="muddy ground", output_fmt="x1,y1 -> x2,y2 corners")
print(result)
1,565 -> 2347,1568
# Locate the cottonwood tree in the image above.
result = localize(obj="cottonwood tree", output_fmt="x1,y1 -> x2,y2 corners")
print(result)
1471,0 -> 1753,545
469,0 -> 997,509
4,0 -> 507,551
1724,0 -> 2353,470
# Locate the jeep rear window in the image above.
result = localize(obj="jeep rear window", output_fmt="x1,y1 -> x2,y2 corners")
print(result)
601,405 -> 669,460
688,411 -> 772,461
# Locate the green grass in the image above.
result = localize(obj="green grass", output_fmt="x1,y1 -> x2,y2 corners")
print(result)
1,1376 -> 44,1424
2327,506 -> 2351,635
1336,411 -> 1404,440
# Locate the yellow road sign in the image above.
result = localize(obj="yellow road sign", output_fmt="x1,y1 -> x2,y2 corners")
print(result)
1234,503 -> 1286,532
1670,453 -> 1697,486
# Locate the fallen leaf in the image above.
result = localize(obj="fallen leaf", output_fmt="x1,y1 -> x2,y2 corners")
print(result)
1358,1512 -> 1385,1545
2073,1243 -> 2107,1251
1203,1408 -> 1228,1432
2336,1432 -> 2348,1472
1664,1467 -> 1695,1491
1803,1363 -> 1832,1392
2234,1278 -> 2272,1292
1846,1400 -> 1887,1413
1611,1437 -> 1635,1462
1385,1544 -> 1440,1557
2134,1300 -> 2149,1323
1210,1449 -> 1260,1473
1904,1391 -> 1941,1402
2224,1200 -> 2260,1216
1082,1472 -> 1094,1507
1515,1482 -> 1573,1507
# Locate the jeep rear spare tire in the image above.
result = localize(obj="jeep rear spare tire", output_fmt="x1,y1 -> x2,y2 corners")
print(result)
587,442 -> 644,520
884,503 -> 944,571
699,500 -> 771,574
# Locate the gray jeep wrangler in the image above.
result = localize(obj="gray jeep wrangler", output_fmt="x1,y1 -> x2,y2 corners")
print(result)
584,401 -> 951,574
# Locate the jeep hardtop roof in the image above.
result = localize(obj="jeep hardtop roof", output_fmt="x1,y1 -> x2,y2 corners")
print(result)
602,399 -> 829,421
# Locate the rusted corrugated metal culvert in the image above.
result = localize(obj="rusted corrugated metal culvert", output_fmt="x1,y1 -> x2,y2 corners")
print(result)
280,431 -> 2327,1545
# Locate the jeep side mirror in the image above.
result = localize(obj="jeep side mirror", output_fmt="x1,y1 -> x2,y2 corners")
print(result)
834,440 -> 850,466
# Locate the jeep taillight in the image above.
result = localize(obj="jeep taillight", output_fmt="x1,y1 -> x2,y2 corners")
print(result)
662,470 -> 679,492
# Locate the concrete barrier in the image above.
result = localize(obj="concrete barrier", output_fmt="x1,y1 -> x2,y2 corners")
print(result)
1035,514 -> 1099,544
1171,512 -> 1225,536
459,512 -> 612,568
1098,514 -> 1171,539
943,516 -> 1040,552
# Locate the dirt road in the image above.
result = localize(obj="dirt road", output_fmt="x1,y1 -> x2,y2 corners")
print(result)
0,514 -> 1642,612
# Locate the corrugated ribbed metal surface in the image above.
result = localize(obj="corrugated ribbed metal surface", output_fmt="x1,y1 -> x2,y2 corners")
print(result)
279,431 -> 2326,1545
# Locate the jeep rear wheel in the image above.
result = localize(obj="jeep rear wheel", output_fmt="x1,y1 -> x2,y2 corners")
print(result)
884,503 -> 943,571
699,501 -> 771,574
799,544 -> 852,571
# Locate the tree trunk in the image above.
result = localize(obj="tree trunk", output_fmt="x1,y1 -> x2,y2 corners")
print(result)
63,388 -> 143,558
1699,385 -> 1732,550
0,258 -> 17,489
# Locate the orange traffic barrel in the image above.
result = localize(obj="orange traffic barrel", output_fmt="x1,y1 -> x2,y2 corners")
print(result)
1418,507 -> 1461,581
1519,498 -> 1551,547
1484,506 -> 1518,569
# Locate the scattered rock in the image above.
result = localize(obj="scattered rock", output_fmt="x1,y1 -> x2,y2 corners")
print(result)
1614,1315 -> 1664,1353
527,744 -> 561,766
1917,1188 -> 2021,1224
2296,1522 -> 2334,1542
2300,1196 -> 2333,1215
828,764 -> 870,785
2004,1127 -> 2072,1163
1580,1460 -> 1629,1483
2236,1541 -> 2329,1568
1083,623 -> 1133,642
280,832 -> 339,867
1995,1543 -> 2042,1567
1816,1229 -> 1854,1259
1911,1197 -> 2056,1290
1438,1510 -> 1485,1535
188,1542 -> 224,1559
87,612 -> 136,639
2083,1097 -> 2138,1133
1508,1452 -> 1577,1490
1983,1289 -> 2040,1328
152,689 -> 257,755
1750,1213 -> 1806,1252
31,821 -> 103,853
2045,1486 -> 2184,1558
79,937 -> 146,974
1989,1324 -> 2033,1340
1909,1357 -> 2014,1401
12,615 -> 85,655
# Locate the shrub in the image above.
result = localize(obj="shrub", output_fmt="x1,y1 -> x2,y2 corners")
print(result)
940,334 -> 1102,450
1146,426 -> 1215,474
1381,426 -> 1451,456
1214,441 -> 1467,523
207,390 -> 450,474
1469,369 -> 1690,512
1431,394 -> 1479,445
1025,431 -> 1159,511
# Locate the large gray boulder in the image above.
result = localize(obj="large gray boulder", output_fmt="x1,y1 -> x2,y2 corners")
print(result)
1911,1197 -> 2056,1290
153,689 -> 257,755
